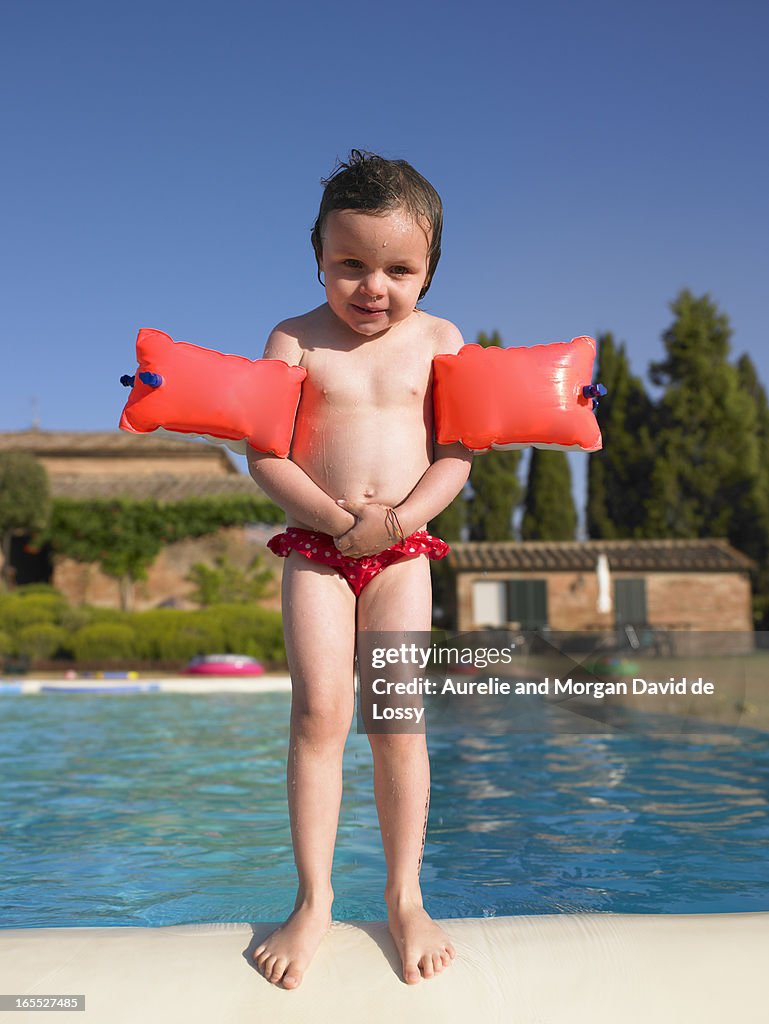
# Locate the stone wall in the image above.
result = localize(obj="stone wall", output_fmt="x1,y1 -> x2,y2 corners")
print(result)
646,572 -> 752,630
37,453 -> 231,478
52,525 -> 284,611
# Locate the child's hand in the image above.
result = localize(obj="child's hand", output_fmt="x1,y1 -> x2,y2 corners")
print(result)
334,500 -> 394,557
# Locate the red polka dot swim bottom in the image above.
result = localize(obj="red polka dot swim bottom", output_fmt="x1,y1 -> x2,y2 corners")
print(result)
266,527 -> 450,596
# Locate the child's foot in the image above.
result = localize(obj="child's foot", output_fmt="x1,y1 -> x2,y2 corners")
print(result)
386,893 -> 456,984
252,897 -> 333,989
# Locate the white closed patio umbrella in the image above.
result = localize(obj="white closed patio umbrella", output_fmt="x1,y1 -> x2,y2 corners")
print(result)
596,553 -> 612,615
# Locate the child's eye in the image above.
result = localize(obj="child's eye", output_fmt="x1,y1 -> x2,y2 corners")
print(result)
343,259 -> 362,268
391,266 -> 410,276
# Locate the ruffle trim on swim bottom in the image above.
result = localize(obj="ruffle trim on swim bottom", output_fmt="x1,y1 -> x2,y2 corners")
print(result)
266,528 -> 450,596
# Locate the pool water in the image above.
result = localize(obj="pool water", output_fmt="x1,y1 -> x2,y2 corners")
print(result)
1,692 -> 768,927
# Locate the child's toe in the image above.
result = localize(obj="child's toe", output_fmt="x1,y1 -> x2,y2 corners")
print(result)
271,957 -> 290,983
403,959 -> 422,984
282,967 -> 302,990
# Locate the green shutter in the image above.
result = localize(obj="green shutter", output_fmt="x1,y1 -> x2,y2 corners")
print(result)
615,578 -> 647,626
506,579 -> 548,629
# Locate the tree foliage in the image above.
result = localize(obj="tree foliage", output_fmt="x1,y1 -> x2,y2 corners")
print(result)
643,290 -> 766,556
465,329 -> 522,540
586,333 -> 655,538
521,449 -> 577,540
43,495 -> 284,610
736,353 -> 769,626
0,453 -> 51,589
187,553 -> 273,605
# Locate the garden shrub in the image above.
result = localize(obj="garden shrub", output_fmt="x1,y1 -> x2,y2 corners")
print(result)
17,623 -> 69,660
130,609 -> 226,661
71,623 -> 137,662
0,593 -> 65,633
0,630 -> 12,656
204,604 -> 285,662
0,594 -> 286,667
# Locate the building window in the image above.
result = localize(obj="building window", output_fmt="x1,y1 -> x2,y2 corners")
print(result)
472,580 -> 506,627
614,578 -> 647,627
471,578 -> 549,629
506,579 -> 548,629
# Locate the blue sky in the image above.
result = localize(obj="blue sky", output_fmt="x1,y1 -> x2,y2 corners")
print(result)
2,0 -> 767,513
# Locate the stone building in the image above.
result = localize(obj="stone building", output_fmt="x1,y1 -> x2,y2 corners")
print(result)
448,538 -> 754,651
0,430 -> 282,610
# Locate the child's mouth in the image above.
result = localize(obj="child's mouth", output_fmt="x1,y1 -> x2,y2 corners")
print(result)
352,304 -> 387,317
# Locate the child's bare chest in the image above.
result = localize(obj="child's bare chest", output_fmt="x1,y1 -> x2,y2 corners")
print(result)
302,342 -> 433,411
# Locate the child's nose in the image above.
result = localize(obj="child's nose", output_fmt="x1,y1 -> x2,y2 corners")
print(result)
361,270 -> 386,297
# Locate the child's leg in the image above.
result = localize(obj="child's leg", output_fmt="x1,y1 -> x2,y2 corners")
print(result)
356,555 -> 456,984
253,552 -> 356,989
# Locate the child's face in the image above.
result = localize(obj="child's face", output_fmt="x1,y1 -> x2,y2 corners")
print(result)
318,208 -> 431,337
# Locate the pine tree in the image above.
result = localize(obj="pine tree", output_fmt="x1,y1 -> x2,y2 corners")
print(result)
644,290 -> 764,554
586,332 -> 655,538
737,353 -> 769,626
521,449 -> 577,540
737,354 -> 769,507
465,329 -> 522,540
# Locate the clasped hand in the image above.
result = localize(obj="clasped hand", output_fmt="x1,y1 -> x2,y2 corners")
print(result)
334,500 -> 398,558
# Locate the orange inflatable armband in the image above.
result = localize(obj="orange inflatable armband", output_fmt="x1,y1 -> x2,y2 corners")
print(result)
119,329 -> 306,458
432,336 -> 603,453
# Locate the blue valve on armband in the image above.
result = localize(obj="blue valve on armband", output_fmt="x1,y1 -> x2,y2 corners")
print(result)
582,383 -> 607,410
120,371 -> 163,388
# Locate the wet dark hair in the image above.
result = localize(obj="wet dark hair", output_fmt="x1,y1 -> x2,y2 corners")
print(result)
310,149 -> 443,301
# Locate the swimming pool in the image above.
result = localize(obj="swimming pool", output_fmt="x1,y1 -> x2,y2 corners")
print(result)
2,691 -> 768,927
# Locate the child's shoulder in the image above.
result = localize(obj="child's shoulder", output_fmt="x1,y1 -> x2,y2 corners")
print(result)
421,312 -> 465,358
264,304 -> 360,364
261,309 -> 321,366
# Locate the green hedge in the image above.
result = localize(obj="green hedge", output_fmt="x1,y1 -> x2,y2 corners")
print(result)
0,592 -> 66,631
0,586 -> 285,666
128,606 -> 284,662
71,623 -> 137,662
0,630 -> 12,656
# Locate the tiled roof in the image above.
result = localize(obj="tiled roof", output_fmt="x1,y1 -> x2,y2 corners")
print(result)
447,538 -> 754,573
50,473 -> 261,502
0,429 -> 237,470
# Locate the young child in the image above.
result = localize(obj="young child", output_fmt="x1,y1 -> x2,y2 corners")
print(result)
247,150 -> 472,989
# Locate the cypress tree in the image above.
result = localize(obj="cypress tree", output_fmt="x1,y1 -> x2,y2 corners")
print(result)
521,449 -> 577,540
586,332 -> 655,538
428,491 -> 465,542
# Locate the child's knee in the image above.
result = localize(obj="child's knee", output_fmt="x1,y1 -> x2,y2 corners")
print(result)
291,698 -> 353,744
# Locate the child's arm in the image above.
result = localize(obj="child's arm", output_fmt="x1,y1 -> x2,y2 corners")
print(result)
335,442 -> 471,554
391,439 -> 473,537
248,449 -> 356,535
247,325 -> 356,537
